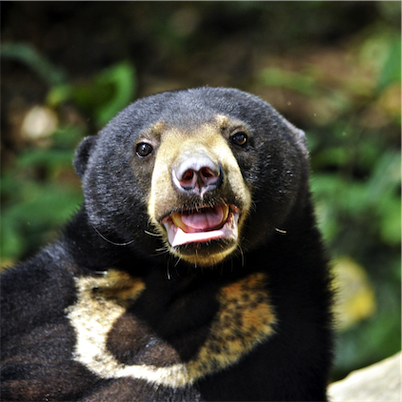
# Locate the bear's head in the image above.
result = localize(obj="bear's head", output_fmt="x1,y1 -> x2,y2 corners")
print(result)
74,87 -> 308,267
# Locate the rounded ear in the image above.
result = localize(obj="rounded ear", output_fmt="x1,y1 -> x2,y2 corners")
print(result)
74,135 -> 98,179
278,115 -> 308,156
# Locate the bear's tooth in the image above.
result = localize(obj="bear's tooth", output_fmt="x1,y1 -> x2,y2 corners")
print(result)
171,212 -> 188,232
222,204 -> 229,222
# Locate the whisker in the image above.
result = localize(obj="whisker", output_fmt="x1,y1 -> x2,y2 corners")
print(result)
275,228 -> 287,234
166,261 -> 171,280
251,201 -> 258,213
91,224 -> 134,246
238,244 -> 245,267
150,248 -> 169,257
144,230 -> 162,237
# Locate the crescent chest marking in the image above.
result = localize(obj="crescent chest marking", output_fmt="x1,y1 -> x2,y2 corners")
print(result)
66,270 -> 276,388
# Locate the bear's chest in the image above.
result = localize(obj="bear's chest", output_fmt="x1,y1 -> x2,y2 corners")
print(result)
66,269 -> 276,388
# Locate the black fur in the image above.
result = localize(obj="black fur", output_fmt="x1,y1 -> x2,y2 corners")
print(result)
1,87 -> 333,401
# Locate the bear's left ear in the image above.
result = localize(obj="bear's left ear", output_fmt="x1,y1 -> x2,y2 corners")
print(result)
279,115 -> 308,156
74,135 -> 98,179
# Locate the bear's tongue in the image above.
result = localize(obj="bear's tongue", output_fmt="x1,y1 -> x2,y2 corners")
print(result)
164,205 -> 238,248
173,205 -> 226,233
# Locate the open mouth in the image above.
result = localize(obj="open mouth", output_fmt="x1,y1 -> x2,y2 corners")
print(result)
161,204 -> 240,248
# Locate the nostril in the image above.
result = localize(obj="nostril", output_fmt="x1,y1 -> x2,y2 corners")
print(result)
200,167 -> 214,179
173,155 -> 223,194
178,169 -> 197,191
182,170 -> 195,181
200,167 -> 220,187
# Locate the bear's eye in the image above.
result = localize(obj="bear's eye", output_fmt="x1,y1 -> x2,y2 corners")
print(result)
231,132 -> 248,146
136,142 -> 153,158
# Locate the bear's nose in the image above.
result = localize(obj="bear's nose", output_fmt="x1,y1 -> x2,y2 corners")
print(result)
173,154 -> 223,196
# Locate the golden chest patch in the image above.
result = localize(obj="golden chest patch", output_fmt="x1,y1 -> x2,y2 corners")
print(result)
66,270 -> 275,388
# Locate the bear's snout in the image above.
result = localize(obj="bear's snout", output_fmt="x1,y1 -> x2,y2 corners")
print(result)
172,152 -> 223,197
147,117 -> 253,266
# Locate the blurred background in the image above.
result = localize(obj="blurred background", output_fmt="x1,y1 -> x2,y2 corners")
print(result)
1,1 -> 400,381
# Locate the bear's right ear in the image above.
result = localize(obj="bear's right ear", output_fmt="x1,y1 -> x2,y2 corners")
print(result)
74,135 -> 98,179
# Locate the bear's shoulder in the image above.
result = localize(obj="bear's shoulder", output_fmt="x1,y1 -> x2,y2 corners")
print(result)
1,245 -> 78,341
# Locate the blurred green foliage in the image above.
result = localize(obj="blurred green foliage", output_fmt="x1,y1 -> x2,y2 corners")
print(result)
378,37 -> 401,92
1,45 -> 137,262
48,61 -> 136,126
1,126 -> 84,262
1,1 -> 400,381
260,19 -> 401,377
1,43 -> 68,86
260,69 -> 317,96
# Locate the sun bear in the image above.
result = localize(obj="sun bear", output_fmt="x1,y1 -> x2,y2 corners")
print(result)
1,87 -> 333,401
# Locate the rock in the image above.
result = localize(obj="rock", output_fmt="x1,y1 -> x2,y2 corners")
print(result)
328,352 -> 401,402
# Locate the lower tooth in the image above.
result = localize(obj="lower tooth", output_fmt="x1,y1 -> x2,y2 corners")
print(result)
222,205 -> 229,222
171,213 -> 188,232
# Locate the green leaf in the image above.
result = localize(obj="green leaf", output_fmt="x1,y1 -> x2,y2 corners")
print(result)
0,215 -> 23,261
378,38 -> 402,91
259,67 -> 317,96
95,61 -> 137,125
379,200 -> 401,245
1,183 -> 83,260
1,43 -> 68,86
46,61 -> 136,126
16,149 -> 75,170
366,151 -> 401,201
